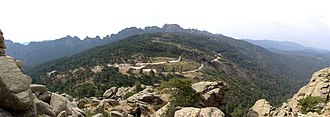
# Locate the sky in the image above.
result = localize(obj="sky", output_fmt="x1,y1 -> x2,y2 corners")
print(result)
0,0 -> 330,50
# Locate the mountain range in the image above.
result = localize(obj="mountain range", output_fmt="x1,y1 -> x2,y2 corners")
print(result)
6,24 -> 224,66
245,39 -> 330,59
25,30 -> 330,116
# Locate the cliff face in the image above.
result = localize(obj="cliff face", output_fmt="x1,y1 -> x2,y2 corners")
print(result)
249,67 -> 330,117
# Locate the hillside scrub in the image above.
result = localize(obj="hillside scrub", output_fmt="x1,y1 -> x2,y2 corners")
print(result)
159,78 -> 198,107
298,96 -> 325,114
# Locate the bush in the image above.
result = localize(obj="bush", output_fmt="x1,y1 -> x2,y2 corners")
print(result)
298,96 -> 325,114
160,78 -> 198,107
135,80 -> 143,93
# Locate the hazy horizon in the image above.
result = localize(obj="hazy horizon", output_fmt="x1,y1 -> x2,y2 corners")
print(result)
1,0 -> 330,50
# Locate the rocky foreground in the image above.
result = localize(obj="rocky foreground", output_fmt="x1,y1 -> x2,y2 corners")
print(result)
249,67 -> 330,117
0,55 -> 229,117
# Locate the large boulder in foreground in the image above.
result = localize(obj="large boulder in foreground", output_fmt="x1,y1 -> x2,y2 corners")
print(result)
191,81 -> 229,107
248,99 -> 272,117
174,107 -> 225,117
0,56 -> 33,110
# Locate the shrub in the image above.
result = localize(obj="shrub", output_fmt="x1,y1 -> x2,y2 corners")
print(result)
135,80 -> 143,93
298,96 -> 325,114
160,78 -> 198,107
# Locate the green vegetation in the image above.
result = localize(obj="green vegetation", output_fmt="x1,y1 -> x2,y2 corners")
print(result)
160,78 -> 198,107
298,96 -> 325,114
135,80 -> 143,93
25,33 -> 329,116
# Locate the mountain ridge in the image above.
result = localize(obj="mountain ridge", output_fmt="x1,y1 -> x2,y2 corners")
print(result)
26,32 -> 330,116
6,24 -> 227,66
245,39 -> 330,60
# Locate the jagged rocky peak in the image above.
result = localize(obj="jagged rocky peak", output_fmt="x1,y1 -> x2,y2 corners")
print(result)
162,24 -> 184,32
248,67 -> 330,117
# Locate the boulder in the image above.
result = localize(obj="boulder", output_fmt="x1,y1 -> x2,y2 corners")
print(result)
250,99 -> 271,116
103,87 -> 117,98
71,107 -> 86,117
11,102 -> 37,117
116,87 -> 133,100
56,111 -> 67,117
154,102 -> 174,117
38,91 -> 52,104
50,93 -> 70,115
30,84 -> 49,92
97,99 -> 119,110
92,113 -> 104,117
0,56 -> 33,110
191,81 -> 229,107
200,107 -> 225,117
35,99 -> 56,116
174,107 -> 225,117
247,110 -> 259,117
110,111 -> 125,117
127,92 -> 163,105
61,93 -> 73,102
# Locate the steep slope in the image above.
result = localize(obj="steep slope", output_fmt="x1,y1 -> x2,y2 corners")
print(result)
249,67 -> 330,117
26,33 -> 330,116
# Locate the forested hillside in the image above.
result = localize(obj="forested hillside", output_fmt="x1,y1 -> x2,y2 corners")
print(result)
26,33 -> 330,116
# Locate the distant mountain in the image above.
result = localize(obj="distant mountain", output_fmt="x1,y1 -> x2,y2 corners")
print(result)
26,32 -> 330,116
244,39 -> 318,51
5,36 -> 104,66
6,24 -> 224,66
245,39 -> 330,59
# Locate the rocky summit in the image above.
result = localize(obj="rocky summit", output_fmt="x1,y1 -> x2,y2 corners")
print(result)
249,67 -> 330,117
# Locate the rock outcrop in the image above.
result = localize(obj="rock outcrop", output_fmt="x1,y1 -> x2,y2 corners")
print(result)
0,29 -> 6,56
249,67 -> 330,117
249,99 -> 272,117
0,54 -> 85,116
192,81 -> 229,107
80,81 -> 228,117
174,107 -> 225,117
103,86 -> 136,100
0,56 -> 34,116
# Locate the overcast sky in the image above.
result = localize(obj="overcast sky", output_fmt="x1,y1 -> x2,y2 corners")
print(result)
0,0 -> 329,50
